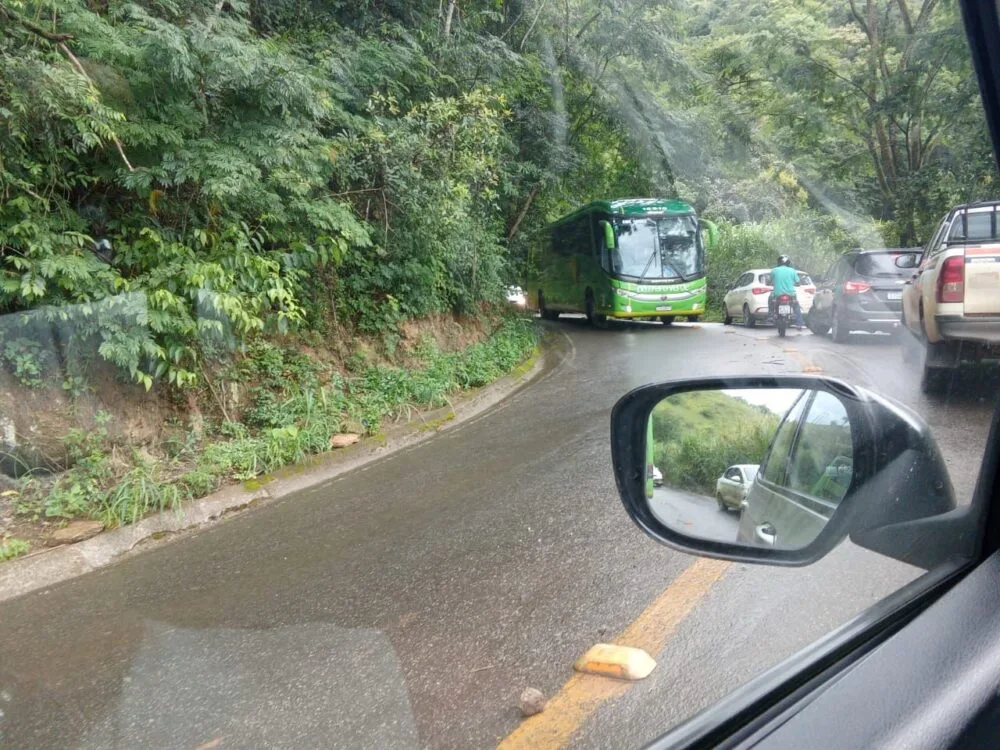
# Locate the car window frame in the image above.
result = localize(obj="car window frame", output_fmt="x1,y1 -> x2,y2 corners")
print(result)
759,391 -> 811,488
925,217 -> 951,260
783,391 -> 854,508
644,2 -> 1000,746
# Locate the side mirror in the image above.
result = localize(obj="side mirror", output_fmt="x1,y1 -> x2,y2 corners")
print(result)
613,377 -> 965,570
600,220 -> 616,250
699,219 -> 719,250
895,253 -> 920,269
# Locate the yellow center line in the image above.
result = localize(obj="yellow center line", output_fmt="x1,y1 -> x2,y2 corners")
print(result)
497,557 -> 731,750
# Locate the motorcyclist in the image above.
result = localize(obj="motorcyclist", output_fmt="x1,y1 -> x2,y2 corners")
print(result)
770,254 -> 806,328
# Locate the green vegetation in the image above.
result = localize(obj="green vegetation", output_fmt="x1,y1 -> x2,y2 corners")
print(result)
2,0 -> 993,354
0,537 -> 30,561
651,391 -> 780,495
15,318 -> 537,528
0,0 -> 995,541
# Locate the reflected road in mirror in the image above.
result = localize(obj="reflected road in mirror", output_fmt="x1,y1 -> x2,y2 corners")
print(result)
645,386 -> 854,551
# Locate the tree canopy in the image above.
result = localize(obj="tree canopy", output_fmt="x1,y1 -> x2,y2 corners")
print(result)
0,0 -> 995,384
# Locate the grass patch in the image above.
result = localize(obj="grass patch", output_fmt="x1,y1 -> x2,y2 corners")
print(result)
14,316 -> 539,533
651,391 -> 780,495
0,537 -> 30,561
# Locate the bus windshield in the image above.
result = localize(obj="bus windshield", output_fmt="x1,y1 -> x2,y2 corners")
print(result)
612,215 -> 703,281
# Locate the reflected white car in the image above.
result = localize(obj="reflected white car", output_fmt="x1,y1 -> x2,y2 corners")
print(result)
715,464 -> 759,511
652,466 -> 663,487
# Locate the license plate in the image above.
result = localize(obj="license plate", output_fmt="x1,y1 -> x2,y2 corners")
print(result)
887,291 -> 902,300
778,305 -> 791,315
655,305 -> 672,311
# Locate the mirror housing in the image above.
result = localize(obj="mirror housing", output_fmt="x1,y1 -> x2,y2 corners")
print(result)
611,376 -> 964,569
699,219 -> 719,250
600,220 -> 616,250
895,252 -> 920,269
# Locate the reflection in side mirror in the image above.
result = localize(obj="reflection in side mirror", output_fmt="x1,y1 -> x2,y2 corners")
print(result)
614,377 -> 963,569
644,387 -> 851,551
895,252 -> 919,269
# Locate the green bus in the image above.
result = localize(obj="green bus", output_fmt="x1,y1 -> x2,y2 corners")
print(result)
529,198 -> 718,325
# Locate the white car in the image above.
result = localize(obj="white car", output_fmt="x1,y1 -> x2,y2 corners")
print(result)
722,268 -> 816,328
715,464 -> 759,511
652,465 -> 663,487
507,285 -> 527,308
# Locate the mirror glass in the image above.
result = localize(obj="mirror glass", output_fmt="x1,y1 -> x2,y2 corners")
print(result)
894,252 -> 919,269
645,387 -> 854,550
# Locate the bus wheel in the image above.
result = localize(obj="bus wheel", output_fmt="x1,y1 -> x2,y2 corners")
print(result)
660,316 -> 673,325
585,293 -> 605,328
687,315 -> 700,323
538,292 -> 557,321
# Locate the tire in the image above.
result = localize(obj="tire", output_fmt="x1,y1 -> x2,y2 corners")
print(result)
921,364 -> 950,396
687,315 -> 700,323
661,316 -> 674,325
585,294 -> 607,329
722,304 -> 732,325
777,317 -> 787,337
806,309 -> 829,336
831,309 -> 849,343
743,304 -> 755,329
717,494 -> 727,512
538,291 -> 558,321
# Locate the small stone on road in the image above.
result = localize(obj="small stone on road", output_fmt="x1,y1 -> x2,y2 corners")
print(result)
518,687 -> 547,716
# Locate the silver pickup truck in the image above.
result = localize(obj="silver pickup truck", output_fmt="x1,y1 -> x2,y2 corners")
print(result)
902,202 -> 1000,393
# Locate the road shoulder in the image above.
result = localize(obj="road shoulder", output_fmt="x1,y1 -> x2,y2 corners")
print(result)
0,332 -> 569,604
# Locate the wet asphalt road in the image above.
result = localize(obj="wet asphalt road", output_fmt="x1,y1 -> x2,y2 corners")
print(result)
650,487 -> 740,543
0,319 -> 997,749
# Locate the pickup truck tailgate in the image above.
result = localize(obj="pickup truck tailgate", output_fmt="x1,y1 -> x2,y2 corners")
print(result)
965,245 -> 1000,314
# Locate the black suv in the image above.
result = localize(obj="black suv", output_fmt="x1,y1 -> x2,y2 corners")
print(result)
807,248 -> 920,343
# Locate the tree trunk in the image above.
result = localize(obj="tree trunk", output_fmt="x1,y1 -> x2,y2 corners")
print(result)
507,185 -> 540,241
443,0 -> 457,37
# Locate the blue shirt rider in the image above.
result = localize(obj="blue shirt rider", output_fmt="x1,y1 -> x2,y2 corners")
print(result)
770,255 -> 805,328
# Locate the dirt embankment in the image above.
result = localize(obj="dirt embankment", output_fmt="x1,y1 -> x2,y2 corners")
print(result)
0,311 -> 507,554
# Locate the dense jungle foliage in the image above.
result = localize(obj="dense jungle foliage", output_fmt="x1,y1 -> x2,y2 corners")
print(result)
2,0 -> 997,382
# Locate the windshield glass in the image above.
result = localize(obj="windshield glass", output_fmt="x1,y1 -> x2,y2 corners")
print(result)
613,215 -> 703,280
0,1 -> 995,748
762,272 -> 813,286
856,253 -> 913,277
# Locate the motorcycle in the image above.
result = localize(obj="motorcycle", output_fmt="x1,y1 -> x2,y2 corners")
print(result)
772,293 -> 794,338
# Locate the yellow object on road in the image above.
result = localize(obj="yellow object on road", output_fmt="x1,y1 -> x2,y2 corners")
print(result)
573,643 -> 656,681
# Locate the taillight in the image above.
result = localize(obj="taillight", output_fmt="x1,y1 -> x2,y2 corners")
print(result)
778,294 -> 792,302
751,286 -> 772,295
803,286 -> 816,293
844,280 -> 871,294
937,256 -> 965,303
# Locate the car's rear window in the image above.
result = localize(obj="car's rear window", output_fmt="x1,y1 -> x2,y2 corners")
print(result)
948,211 -> 1000,241
855,253 -> 910,278
761,272 -> 813,285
